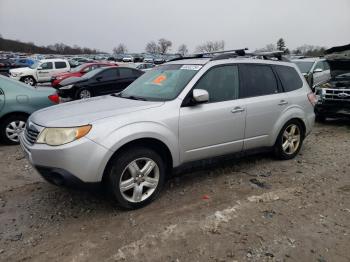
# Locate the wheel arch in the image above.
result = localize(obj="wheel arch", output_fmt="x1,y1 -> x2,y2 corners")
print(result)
0,111 -> 30,124
102,137 -> 174,184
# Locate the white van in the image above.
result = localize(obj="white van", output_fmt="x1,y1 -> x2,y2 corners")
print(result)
10,59 -> 70,86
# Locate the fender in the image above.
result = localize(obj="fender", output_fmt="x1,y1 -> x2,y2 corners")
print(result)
270,105 -> 307,145
94,121 -> 180,171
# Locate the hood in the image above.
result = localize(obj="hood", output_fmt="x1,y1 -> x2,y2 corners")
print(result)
327,60 -> 350,78
59,76 -> 86,86
10,67 -> 33,74
30,95 -> 164,127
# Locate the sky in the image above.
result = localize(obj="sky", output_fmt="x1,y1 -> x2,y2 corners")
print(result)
0,0 -> 349,53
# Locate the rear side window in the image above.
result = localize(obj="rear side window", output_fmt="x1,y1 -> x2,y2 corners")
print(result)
100,68 -> 117,79
55,61 -> 67,69
274,65 -> 303,92
240,64 -> 278,98
194,65 -> 239,103
119,68 -> 134,78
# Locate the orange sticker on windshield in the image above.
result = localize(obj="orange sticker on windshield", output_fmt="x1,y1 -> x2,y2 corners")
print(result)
153,75 -> 167,84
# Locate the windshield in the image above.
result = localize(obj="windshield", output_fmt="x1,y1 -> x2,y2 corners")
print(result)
30,61 -> 40,69
83,67 -> 103,79
294,61 -> 314,74
70,64 -> 86,72
120,64 -> 201,101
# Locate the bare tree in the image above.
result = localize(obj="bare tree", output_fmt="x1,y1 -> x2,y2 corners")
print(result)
145,41 -> 158,54
178,44 -> 189,56
195,40 -> 225,53
293,45 -> 326,56
113,43 -> 128,54
157,38 -> 172,54
255,43 -> 277,52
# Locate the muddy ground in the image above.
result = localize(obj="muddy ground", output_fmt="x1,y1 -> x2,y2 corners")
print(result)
0,121 -> 349,262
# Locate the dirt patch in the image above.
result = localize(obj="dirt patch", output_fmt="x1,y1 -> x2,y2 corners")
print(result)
0,121 -> 350,261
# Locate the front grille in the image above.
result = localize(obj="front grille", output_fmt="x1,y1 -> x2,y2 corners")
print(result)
25,125 -> 39,144
323,88 -> 350,102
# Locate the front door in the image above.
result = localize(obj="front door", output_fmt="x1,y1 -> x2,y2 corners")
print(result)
36,62 -> 53,82
0,88 -> 5,114
179,65 -> 246,163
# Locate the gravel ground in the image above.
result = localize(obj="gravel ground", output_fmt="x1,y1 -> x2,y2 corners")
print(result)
0,121 -> 349,262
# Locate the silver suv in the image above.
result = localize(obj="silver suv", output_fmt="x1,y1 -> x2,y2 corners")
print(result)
20,56 -> 316,209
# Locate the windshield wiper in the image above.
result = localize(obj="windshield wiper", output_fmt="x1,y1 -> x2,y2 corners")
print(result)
116,93 -> 147,101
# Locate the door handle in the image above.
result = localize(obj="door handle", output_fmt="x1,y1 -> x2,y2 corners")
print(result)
278,100 -> 288,106
231,107 -> 245,113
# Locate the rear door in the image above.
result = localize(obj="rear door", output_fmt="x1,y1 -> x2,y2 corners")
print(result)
36,62 -> 53,82
239,63 -> 288,150
54,61 -> 69,75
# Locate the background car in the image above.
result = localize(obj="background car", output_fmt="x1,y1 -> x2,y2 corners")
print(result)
293,58 -> 331,89
51,62 -> 116,88
0,58 -> 16,76
9,59 -> 71,86
57,66 -> 144,100
134,62 -> 156,71
12,58 -> 37,68
0,75 -> 59,144
122,55 -> 134,62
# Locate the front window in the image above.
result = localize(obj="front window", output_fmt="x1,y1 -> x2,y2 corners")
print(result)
294,61 -> 314,74
30,61 -> 40,69
120,64 -> 201,101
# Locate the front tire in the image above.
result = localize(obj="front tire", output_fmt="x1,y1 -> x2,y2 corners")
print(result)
75,88 -> 92,100
107,147 -> 166,209
21,76 -> 36,86
274,120 -> 304,160
0,114 -> 27,145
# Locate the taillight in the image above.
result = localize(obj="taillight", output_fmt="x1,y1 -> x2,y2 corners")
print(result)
48,94 -> 60,104
307,92 -> 317,107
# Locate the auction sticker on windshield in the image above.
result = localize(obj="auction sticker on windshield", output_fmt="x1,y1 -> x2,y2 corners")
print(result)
180,65 -> 202,70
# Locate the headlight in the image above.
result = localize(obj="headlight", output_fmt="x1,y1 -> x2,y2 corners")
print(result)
36,125 -> 92,146
60,84 -> 74,90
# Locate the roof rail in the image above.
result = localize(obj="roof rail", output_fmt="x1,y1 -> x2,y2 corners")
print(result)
168,48 -> 248,62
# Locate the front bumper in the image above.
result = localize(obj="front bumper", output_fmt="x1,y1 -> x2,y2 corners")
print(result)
315,101 -> 350,117
19,132 -> 112,184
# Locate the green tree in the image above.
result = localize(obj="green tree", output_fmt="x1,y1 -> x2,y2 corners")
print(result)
276,38 -> 286,51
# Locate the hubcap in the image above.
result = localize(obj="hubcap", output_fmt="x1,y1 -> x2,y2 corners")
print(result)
282,124 -> 301,155
119,158 -> 160,203
79,90 -> 91,99
24,77 -> 34,86
5,121 -> 26,142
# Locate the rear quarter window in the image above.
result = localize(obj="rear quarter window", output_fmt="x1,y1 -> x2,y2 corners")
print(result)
274,65 -> 303,92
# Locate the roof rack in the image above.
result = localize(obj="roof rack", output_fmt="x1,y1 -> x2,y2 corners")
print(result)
169,49 -> 290,62
168,48 -> 248,62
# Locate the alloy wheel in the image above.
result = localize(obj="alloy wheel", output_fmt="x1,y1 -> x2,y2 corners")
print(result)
5,120 -> 26,143
23,77 -> 34,86
119,158 -> 160,203
282,124 -> 301,155
79,90 -> 91,99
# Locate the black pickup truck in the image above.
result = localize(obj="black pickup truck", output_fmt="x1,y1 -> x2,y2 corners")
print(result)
315,44 -> 350,121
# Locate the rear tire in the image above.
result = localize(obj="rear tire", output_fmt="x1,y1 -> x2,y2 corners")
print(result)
0,114 -> 28,145
107,147 -> 166,210
274,120 -> 304,160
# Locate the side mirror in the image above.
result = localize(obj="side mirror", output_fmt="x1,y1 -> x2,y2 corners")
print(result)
314,68 -> 323,73
37,66 -> 43,70
193,89 -> 209,104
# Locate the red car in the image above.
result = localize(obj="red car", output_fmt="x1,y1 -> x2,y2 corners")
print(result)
51,62 -> 116,88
